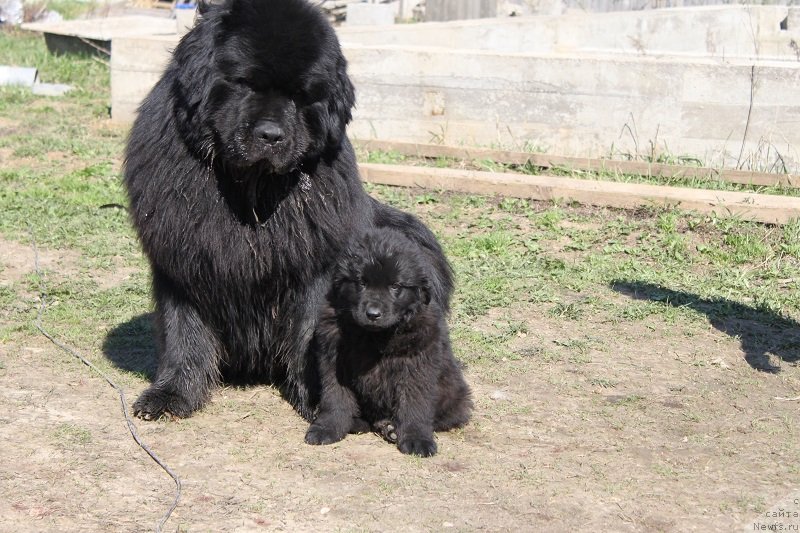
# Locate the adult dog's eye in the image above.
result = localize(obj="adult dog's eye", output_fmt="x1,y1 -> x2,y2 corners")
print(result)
389,284 -> 401,295
226,77 -> 254,91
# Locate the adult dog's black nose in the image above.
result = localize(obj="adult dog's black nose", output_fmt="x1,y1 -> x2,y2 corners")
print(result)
365,306 -> 382,321
254,120 -> 284,144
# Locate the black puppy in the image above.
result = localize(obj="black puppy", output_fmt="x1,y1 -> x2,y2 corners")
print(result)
306,228 -> 472,457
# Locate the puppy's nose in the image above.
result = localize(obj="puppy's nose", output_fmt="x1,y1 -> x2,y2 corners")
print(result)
254,120 -> 284,144
365,306 -> 382,321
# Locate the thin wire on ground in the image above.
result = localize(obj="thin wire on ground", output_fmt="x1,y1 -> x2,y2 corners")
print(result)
29,227 -> 181,533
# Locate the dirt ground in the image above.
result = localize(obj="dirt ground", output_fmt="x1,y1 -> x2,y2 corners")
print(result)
1,233 -> 799,532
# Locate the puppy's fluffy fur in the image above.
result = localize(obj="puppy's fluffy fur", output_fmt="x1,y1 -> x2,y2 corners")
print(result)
306,228 -> 472,456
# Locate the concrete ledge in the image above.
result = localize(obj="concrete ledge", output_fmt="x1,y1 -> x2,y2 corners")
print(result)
339,6 -> 800,60
23,16 -> 176,55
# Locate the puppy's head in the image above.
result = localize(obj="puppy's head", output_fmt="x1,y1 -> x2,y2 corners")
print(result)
333,229 -> 431,331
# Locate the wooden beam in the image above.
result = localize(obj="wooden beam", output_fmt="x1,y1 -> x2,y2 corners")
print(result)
359,163 -> 800,225
354,140 -> 799,189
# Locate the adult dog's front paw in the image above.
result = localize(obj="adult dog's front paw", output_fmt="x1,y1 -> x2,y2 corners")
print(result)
132,386 -> 194,420
398,436 -> 437,457
305,423 -> 347,445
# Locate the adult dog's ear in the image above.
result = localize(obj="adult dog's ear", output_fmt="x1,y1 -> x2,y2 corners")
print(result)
325,55 -> 356,150
417,283 -> 432,306
198,0 -> 230,15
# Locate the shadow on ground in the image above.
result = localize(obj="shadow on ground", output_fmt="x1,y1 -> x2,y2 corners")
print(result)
611,280 -> 800,372
102,313 -> 157,380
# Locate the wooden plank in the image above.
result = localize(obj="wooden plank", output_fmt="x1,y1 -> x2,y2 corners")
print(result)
354,140 -> 799,188
359,163 -> 800,225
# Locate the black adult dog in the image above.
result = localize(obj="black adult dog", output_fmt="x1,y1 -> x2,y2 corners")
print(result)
123,0 -> 452,421
306,228 -> 472,456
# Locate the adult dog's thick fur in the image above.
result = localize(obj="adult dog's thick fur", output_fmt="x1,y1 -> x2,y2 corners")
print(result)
123,0 -> 452,421
306,228 -> 472,457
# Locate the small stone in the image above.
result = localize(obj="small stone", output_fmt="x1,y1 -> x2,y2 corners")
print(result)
320,507 -> 330,515
443,522 -> 455,528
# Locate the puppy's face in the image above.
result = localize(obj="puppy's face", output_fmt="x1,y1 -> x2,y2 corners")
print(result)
190,0 -> 355,173
334,232 -> 430,331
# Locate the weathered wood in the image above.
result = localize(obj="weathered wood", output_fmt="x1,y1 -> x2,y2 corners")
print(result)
354,140 -> 799,189
359,163 -> 800,225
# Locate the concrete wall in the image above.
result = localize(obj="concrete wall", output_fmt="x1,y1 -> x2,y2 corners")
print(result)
345,45 -> 800,171
110,35 -> 174,124
426,0 -> 497,21
339,5 -> 800,60
111,6 -> 800,171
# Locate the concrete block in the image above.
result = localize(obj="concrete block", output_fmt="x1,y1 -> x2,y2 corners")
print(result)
425,0 -> 497,21
32,83 -> 72,96
110,35 -> 174,123
346,3 -> 395,26
0,66 -> 37,87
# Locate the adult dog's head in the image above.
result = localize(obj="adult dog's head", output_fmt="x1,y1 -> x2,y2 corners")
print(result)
332,228 -> 432,331
172,0 -> 355,174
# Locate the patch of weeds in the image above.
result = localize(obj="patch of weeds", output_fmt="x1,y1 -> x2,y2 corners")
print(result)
497,197 -> 531,214
532,208 -> 563,231
53,422 -> 92,447
722,231 -> 771,264
780,219 -> 800,258
0,285 -> 16,311
590,378 -> 617,389
610,394 -> 646,407
366,183 -> 415,211
548,302 -> 584,320
451,327 -> 516,366
653,462 -> 680,479
365,149 -> 406,165
414,192 -> 439,205
736,495 -> 767,514
656,211 -> 680,234
553,337 -> 596,363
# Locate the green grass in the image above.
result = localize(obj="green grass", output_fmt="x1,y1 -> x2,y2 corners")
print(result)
0,31 -> 798,375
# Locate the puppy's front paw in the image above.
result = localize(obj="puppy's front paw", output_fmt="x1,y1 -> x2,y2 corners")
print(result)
133,387 -> 193,420
372,419 -> 398,443
305,423 -> 346,445
398,436 -> 437,457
